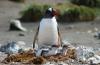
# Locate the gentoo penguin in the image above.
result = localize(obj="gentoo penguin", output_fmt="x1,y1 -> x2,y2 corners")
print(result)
33,8 -> 62,49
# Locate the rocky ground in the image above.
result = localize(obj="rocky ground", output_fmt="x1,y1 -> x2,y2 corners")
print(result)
0,0 -> 100,65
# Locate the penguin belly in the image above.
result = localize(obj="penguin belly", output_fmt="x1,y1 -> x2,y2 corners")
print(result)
37,18 -> 58,48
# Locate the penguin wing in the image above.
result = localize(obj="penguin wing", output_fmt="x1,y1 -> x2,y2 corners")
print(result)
33,25 -> 39,48
57,26 -> 62,46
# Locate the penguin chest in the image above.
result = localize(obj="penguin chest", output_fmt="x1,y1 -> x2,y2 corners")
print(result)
38,19 -> 58,46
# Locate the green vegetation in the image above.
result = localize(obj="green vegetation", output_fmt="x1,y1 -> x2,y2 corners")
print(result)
71,0 -> 100,7
20,3 -> 96,22
58,5 -> 95,22
94,8 -> 100,16
9,0 -> 25,2
79,6 -> 95,21
20,4 -> 50,21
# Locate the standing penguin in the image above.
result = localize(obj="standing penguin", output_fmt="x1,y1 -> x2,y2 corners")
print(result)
33,8 -> 62,49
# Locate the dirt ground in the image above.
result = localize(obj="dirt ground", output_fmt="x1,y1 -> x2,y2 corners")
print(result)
0,0 -> 100,64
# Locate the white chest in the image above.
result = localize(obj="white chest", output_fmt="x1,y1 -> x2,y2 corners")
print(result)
38,17 -> 58,47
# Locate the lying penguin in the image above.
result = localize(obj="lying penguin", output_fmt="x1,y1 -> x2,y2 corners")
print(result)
33,8 -> 62,49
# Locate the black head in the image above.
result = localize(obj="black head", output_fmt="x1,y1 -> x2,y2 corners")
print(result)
44,8 -> 57,18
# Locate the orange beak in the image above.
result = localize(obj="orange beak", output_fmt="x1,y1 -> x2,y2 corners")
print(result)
52,9 -> 60,16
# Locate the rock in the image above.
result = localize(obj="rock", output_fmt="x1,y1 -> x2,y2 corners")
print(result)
91,22 -> 95,25
94,32 -> 100,39
76,45 -> 100,64
76,46 -> 94,62
16,41 -> 26,49
44,61 -> 68,65
65,25 -> 74,30
0,52 -> 7,62
0,41 -> 20,54
94,27 -> 98,32
9,19 -> 27,31
62,40 -> 72,48
0,41 -> 26,54
88,55 -> 100,64
58,61 -> 68,65
87,30 -> 92,34
43,62 -> 56,65
18,33 -> 25,36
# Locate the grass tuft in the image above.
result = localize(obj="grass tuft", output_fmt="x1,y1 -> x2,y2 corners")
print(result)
20,3 -> 96,22
9,0 -> 25,3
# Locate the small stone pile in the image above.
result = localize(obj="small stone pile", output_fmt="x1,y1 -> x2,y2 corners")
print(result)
0,41 -> 100,65
0,41 -> 76,64
2,46 -> 76,64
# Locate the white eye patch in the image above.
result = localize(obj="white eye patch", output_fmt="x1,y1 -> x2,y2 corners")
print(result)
48,8 -> 53,12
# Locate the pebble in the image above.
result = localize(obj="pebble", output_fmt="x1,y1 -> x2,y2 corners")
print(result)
18,33 -> 25,36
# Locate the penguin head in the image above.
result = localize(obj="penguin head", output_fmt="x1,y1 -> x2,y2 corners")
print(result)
44,8 -> 58,18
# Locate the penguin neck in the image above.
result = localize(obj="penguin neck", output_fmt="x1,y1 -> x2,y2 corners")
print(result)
44,13 -> 55,18
42,16 -> 57,23
44,16 -> 56,19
